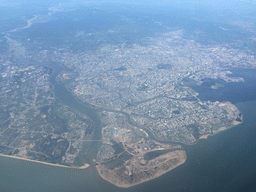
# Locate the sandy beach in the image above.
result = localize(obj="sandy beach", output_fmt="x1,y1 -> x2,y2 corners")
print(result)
0,154 -> 89,169
199,134 -> 211,140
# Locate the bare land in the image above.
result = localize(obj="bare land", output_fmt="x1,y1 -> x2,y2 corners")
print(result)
96,150 -> 186,188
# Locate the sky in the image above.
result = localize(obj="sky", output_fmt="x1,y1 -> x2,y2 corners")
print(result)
1,0 -> 255,12
1,0 -> 255,6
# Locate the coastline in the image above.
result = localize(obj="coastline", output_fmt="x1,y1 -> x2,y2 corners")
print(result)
199,134 -> 211,140
96,150 -> 187,188
0,154 -> 90,169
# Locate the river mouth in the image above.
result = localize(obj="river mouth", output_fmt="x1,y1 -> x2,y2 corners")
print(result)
0,60 -> 255,192
0,100 -> 255,192
3,58 -> 256,192
45,62 -> 103,166
46,61 -> 255,188
48,63 -> 256,149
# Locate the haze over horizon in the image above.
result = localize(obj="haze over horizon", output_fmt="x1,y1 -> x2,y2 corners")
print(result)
0,0 -> 256,191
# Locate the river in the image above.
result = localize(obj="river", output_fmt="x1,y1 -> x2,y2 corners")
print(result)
0,64 -> 256,192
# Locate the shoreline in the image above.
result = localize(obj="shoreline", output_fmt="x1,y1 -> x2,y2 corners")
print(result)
199,134 -> 211,140
96,150 -> 187,188
0,154 -> 90,169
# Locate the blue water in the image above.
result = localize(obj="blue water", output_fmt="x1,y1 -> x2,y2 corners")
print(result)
0,101 -> 256,192
1,2 -> 256,191
0,64 -> 256,192
193,68 -> 256,104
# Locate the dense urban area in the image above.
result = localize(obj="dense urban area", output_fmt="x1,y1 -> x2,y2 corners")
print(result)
0,8 -> 255,186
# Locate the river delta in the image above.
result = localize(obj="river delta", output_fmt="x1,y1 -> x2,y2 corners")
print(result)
0,1 -> 256,190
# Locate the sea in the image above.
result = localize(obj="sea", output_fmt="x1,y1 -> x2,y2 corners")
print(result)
1,2 -> 256,191
0,64 -> 256,192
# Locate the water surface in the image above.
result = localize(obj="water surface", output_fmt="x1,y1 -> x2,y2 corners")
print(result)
0,64 -> 256,192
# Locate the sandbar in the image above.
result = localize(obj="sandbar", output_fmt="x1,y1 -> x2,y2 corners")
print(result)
199,134 -> 211,139
0,153 -> 90,169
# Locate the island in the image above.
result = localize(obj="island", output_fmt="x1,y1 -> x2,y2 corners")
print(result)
1,7 -> 255,188
52,31 -> 247,187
